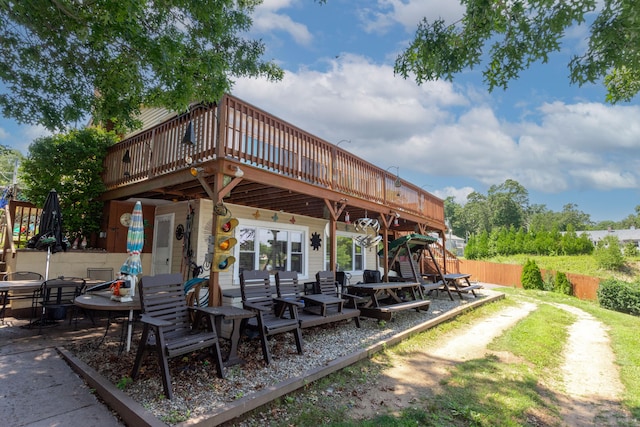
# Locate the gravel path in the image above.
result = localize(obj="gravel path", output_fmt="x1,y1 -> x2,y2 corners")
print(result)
349,299 -> 637,426
555,303 -> 630,427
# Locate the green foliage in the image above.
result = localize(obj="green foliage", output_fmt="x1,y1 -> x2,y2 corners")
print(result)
542,270 -> 555,292
594,235 -> 625,270
521,259 -> 544,290
394,0 -> 640,103
116,376 -> 133,390
624,241 -> 639,257
20,128 -> 117,241
0,146 -> 24,188
464,226 -> 593,260
598,278 -> 640,316
554,271 -> 573,296
0,1 -> 283,132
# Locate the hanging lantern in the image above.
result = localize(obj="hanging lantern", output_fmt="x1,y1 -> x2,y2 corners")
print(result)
344,211 -> 350,224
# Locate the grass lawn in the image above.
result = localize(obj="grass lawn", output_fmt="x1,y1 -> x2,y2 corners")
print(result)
233,289 -> 640,426
487,254 -> 640,281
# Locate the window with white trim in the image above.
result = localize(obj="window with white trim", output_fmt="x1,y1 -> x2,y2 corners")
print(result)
238,222 -> 306,275
324,232 -> 365,272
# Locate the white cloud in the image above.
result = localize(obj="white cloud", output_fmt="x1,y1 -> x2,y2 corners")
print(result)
359,0 -> 465,34
434,186 -> 475,205
0,127 -> 8,140
232,54 -> 640,198
253,0 -> 313,46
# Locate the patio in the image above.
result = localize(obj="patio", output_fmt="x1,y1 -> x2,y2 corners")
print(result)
0,287 -> 503,426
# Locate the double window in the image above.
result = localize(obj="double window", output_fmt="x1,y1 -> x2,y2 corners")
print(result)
237,221 -> 305,275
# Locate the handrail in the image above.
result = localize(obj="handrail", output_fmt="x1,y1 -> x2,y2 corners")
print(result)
103,94 -> 444,223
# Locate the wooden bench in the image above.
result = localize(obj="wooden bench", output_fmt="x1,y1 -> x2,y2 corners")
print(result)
443,274 -> 483,298
359,299 -> 431,321
455,283 -> 483,296
275,271 -> 360,329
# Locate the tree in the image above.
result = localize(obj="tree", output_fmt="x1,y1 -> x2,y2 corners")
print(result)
594,235 -> 625,270
394,0 -> 640,103
521,259 -> 544,290
0,1 -> 283,132
0,145 -> 23,188
20,128 -> 118,242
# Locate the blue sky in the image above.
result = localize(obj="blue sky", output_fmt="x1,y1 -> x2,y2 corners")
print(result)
2,0 -> 639,223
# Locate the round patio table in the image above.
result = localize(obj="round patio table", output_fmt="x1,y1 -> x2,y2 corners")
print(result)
74,291 -> 140,353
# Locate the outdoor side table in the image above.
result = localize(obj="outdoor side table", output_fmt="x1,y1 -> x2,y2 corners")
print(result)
301,293 -> 344,316
200,306 -> 255,366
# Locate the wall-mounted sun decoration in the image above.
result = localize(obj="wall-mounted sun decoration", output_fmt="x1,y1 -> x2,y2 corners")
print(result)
310,232 -> 322,250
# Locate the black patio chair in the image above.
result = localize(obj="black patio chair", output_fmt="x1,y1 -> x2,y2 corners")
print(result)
31,277 -> 86,334
239,270 -> 303,365
3,271 -> 44,281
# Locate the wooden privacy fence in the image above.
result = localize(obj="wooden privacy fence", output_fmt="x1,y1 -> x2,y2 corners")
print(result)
460,259 -> 601,301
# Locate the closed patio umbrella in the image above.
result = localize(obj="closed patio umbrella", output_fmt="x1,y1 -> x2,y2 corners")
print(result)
28,189 -> 67,279
120,201 -> 144,293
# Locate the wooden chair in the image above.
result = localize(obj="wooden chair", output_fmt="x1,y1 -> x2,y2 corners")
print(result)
131,273 -> 224,400
239,270 -> 303,365
396,259 -> 454,300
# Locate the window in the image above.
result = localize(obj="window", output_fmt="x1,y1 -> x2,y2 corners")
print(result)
238,221 -> 306,275
325,232 -> 365,272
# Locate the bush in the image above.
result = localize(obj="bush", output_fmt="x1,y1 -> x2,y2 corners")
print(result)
594,235 -> 624,270
542,270 -> 555,292
598,278 -> 640,316
554,271 -> 572,296
624,241 -> 638,257
521,259 -> 544,290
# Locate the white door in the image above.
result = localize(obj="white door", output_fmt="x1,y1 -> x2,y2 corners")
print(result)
152,213 -> 174,275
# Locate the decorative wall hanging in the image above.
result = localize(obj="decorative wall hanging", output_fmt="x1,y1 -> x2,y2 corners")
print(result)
271,213 -> 279,222
353,215 -> 382,248
310,232 -> 322,250
175,224 -> 185,240
253,209 -> 260,219
290,216 -> 296,224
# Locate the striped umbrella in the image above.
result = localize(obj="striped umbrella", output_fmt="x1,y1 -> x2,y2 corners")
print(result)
120,201 -> 144,276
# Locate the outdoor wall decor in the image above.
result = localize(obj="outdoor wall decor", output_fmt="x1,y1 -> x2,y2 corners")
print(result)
354,216 -> 382,248
310,232 -> 322,250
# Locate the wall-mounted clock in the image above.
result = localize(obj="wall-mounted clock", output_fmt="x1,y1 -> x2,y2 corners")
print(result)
120,212 -> 132,227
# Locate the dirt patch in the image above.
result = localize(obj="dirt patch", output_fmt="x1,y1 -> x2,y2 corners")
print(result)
348,302 -> 537,419
348,301 -> 638,426
554,303 -> 634,427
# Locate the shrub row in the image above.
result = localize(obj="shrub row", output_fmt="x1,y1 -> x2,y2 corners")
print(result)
597,278 -> 640,316
520,259 -> 572,296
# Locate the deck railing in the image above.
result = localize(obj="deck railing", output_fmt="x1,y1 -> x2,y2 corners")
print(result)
103,94 -> 444,223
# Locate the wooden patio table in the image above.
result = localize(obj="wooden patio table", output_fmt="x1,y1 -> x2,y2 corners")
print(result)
348,281 -> 430,321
